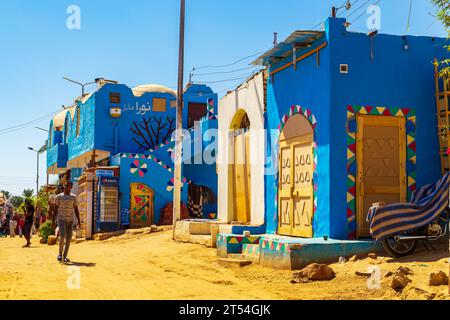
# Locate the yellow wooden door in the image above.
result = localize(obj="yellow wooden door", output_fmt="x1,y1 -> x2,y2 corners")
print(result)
278,134 -> 314,237
233,131 -> 251,223
356,115 -> 407,238
130,183 -> 154,228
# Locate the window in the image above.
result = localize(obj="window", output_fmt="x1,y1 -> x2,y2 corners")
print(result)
76,108 -> 81,137
170,100 -> 177,108
109,92 -> 121,104
153,98 -> 166,112
188,102 -> 207,128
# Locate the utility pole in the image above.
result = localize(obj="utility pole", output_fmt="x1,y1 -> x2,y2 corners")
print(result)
173,0 -> 186,239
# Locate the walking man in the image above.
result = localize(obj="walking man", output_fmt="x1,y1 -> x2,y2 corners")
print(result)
52,181 -> 80,263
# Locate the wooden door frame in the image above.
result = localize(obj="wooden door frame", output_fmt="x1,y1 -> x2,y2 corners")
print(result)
129,183 -> 154,228
355,115 -> 407,238
278,133 -> 314,237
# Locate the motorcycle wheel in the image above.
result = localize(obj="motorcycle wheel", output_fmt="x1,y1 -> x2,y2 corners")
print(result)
381,237 -> 418,258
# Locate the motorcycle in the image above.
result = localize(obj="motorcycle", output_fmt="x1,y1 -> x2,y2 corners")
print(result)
379,208 -> 450,257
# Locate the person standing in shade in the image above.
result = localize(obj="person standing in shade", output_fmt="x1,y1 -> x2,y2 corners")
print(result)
52,181 -> 81,263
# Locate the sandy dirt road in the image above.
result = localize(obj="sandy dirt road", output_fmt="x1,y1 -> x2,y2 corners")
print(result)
0,230 -> 449,300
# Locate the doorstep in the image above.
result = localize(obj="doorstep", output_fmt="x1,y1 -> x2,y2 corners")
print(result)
259,234 -> 383,270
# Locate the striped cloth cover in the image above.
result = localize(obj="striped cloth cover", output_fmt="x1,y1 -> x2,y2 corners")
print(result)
367,174 -> 450,240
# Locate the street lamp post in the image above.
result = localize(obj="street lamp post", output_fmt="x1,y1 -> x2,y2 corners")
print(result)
28,147 -> 40,197
62,77 -> 96,97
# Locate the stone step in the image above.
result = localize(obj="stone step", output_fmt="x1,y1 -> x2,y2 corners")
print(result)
218,256 -> 253,267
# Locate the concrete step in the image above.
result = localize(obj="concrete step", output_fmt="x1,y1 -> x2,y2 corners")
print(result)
242,244 -> 260,262
218,256 -> 253,267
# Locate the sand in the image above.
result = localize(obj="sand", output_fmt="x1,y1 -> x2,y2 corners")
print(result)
0,231 -> 449,300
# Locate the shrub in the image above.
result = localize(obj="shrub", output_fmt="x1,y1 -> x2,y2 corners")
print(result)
38,220 -> 55,242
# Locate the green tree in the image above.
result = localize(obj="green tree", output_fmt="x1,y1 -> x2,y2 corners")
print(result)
0,190 -> 11,200
22,189 -> 34,199
9,196 -> 24,209
432,0 -> 450,78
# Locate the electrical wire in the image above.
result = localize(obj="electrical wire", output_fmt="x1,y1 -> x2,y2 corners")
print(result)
405,0 -> 413,35
192,68 -> 261,85
347,0 -> 372,19
0,110 -> 58,135
192,52 -> 265,71
350,0 -> 383,25
191,66 -> 256,77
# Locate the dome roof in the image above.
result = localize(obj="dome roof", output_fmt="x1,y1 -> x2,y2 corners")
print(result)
132,84 -> 176,97
52,106 -> 76,129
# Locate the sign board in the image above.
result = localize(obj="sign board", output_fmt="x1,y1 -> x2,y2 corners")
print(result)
96,170 -> 114,177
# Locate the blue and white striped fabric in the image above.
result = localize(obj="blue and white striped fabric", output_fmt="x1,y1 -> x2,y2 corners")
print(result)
367,174 -> 450,240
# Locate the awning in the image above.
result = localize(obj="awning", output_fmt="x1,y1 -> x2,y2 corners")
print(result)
252,31 -> 325,66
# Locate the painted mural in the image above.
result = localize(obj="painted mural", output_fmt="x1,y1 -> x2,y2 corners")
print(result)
131,115 -> 176,151
130,183 -> 154,227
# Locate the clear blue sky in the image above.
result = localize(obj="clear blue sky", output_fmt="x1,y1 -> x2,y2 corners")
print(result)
0,0 -> 446,196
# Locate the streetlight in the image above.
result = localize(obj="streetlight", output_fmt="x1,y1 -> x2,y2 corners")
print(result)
62,77 -> 96,97
28,147 -> 40,197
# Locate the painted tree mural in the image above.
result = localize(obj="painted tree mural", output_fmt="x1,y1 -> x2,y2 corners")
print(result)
130,115 -> 176,150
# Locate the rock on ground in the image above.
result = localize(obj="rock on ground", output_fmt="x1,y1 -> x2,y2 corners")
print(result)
429,271 -> 449,287
47,236 -> 57,246
391,267 -> 413,292
291,263 -> 335,283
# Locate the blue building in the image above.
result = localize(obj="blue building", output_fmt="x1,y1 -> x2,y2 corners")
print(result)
47,79 -> 218,236
252,17 -> 449,240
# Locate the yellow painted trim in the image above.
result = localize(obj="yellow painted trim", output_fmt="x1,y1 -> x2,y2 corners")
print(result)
270,42 -> 328,76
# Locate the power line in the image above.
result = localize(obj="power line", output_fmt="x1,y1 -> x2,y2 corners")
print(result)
347,0 -> 372,19
0,110 -> 58,135
405,0 -> 413,35
192,52 -> 265,71
192,66 -> 256,77
350,0 -> 383,25
192,68 -> 261,85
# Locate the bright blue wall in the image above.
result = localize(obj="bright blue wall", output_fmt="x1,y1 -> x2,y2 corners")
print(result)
328,18 -> 448,239
265,17 -> 449,240
265,35 -> 332,237
118,156 -> 188,225
94,84 -> 177,156
67,94 -> 96,161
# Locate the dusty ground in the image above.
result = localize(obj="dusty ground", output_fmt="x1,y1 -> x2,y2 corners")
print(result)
0,230 -> 449,300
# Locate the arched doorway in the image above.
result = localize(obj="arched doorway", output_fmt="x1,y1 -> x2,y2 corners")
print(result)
278,113 -> 315,237
130,183 -> 154,228
229,110 -> 251,223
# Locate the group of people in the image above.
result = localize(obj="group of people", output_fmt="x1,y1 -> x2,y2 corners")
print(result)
0,181 -> 80,263
0,200 -> 42,247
